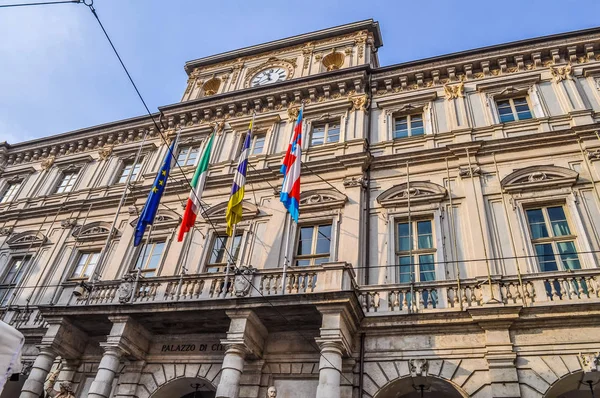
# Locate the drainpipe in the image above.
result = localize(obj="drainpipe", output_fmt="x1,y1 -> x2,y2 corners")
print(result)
364,70 -> 373,286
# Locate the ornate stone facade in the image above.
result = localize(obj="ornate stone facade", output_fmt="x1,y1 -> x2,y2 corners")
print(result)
1,20 -> 600,398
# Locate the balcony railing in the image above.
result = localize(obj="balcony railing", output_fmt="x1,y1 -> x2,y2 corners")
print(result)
57,262 -> 355,307
358,268 -> 600,315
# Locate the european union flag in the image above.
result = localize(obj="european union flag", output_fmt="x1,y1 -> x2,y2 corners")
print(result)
134,139 -> 177,246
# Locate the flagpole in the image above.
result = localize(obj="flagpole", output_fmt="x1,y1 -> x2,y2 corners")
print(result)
407,161 -> 416,313
281,213 -> 292,295
129,223 -> 154,304
222,224 -> 237,298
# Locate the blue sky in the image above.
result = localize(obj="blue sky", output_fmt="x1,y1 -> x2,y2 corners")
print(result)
1,0 -> 599,144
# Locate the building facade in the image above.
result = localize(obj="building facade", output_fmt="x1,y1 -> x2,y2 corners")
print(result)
1,19 -> 600,398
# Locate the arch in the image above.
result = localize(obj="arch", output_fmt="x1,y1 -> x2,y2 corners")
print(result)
299,188 -> 348,212
201,200 -> 259,222
376,181 -> 447,208
72,221 -> 115,241
6,230 -> 47,249
500,165 -> 578,193
543,370 -> 600,397
149,377 -> 216,398
373,375 -> 469,398
129,209 -> 181,228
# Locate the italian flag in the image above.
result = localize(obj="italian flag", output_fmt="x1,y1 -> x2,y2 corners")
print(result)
177,133 -> 215,242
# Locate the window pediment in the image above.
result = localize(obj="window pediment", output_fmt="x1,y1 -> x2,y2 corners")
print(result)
129,209 -> 181,228
72,221 -> 117,241
299,189 -> 347,211
377,181 -> 447,208
475,74 -> 540,94
6,231 -> 47,249
500,165 -> 578,193
201,200 -> 259,223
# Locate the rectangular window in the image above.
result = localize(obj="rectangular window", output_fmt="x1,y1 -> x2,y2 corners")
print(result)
250,135 -> 266,155
496,97 -> 533,123
395,220 -> 436,282
71,252 -> 100,279
525,206 -> 581,272
0,257 -> 29,306
0,181 -> 21,203
393,114 -> 424,139
55,171 -> 79,194
117,160 -> 142,184
134,241 -> 165,277
177,145 -> 200,167
206,234 -> 242,272
310,122 -> 340,146
295,224 -> 332,266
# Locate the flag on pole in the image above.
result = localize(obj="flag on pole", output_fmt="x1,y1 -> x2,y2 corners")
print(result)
280,107 -> 303,222
177,132 -> 215,242
225,121 -> 252,236
134,138 -> 177,246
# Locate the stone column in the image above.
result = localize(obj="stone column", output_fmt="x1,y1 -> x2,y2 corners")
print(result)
215,310 -> 267,398
88,346 -> 123,398
315,341 -> 344,398
216,344 -> 248,398
19,347 -> 57,398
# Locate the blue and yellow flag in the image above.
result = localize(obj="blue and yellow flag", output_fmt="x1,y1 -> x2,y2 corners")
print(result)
225,121 -> 252,236
134,139 -> 177,246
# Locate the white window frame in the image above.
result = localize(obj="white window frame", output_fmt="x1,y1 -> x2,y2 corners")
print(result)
176,145 -> 201,167
309,120 -> 341,147
395,219 -> 436,283
294,223 -> 333,266
393,113 -> 425,139
249,134 -> 266,156
133,240 -> 166,278
0,180 -> 22,203
495,96 -> 534,123
70,251 -> 100,280
54,170 -> 79,194
0,257 -> 29,306
205,233 -> 243,273
116,159 -> 143,184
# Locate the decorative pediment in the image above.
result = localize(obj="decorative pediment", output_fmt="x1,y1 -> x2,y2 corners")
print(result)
201,201 -> 259,223
299,189 -> 347,211
6,231 -> 47,249
243,56 -> 297,88
129,210 -> 181,228
377,181 -> 447,208
72,221 -> 117,241
500,165 -> 578,193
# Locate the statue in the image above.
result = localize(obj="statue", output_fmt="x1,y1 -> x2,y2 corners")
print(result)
45,369 -> 75,398
267,386 -> 277,398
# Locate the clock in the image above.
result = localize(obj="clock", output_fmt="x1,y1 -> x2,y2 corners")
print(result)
250,67 -> 288,87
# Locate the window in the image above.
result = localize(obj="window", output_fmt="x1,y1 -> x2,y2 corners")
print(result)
0,258 -> 28,306
395,220 -> 436,283
394,114 -> 424,139
250,135 -> 266,155
496,97 -> 533,123
70,252 -> 100,280
177,145 -> 200,167
310,122 -> 340,146
525,206 -> 581,272
295,224 -> 332,266
0,181 -> 21,203
134,241 -> 165,277
206,234 -> 242,272
117,160 -> 142,184
55,171 -> 78,194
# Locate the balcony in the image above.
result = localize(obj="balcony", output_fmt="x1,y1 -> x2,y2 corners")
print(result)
358,268 -> 600,315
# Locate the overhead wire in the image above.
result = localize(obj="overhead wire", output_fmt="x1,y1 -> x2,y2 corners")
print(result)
0,0 -> 79,9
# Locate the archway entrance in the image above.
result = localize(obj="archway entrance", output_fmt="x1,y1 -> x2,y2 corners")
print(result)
150,377 -> 216,398
374,376 -> 468,398
544,371 -> 600,397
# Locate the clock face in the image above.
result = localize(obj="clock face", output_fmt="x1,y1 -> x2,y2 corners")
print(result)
250,67 -> 288,87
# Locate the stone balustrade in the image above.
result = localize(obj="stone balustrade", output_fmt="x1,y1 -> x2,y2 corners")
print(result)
358,268 -> 600,315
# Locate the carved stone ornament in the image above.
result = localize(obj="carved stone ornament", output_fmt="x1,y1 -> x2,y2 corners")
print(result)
349,94 -> 369,112
233,265 -> 256,298
20,360 -> 33,376
409,358 -> 429,377
550,63 -> 573,83
443,81 -> 464,100
267,386 -> 277,398
287,106 -> 300,122
0,227 -> 13,236
458,166 -> 481,179
587,148 -> 600,161
243,56 -> 297,88
40,155 -> 55,171
579,352 -> 600,373
377,181 -> 447,208
118,274 -> 135,304
98,145 -> 114,160
501,165 -> 579,193
527,171 -> 547,182
60,219 -> 77,229
343,175 -> 368,188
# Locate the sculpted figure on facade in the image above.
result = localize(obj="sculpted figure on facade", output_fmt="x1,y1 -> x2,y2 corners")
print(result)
45,370 -> 75,398
267,386 -> 277,397
409,358 -> 429,377
550,63 -> 573,83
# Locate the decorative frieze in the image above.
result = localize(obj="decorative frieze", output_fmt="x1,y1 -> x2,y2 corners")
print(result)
550,63 -> 573,83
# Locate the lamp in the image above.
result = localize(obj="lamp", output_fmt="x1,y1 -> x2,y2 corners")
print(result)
72,281 -> 91,297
